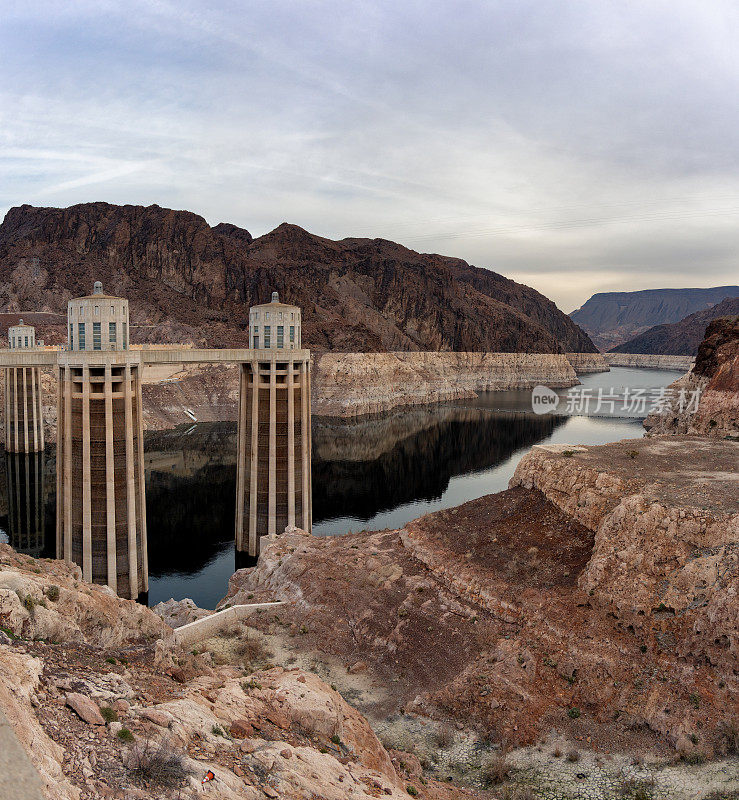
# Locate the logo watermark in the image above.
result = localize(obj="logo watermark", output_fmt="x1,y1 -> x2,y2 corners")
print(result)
531,385 -> 560,415
530,386 -> 701,416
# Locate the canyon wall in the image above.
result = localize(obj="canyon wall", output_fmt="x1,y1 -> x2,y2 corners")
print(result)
311,351 -> 578,417
603,353 -> 694,370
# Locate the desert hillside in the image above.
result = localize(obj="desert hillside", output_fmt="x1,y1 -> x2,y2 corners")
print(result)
611,296 -> 739,355
0,202 -> 595,354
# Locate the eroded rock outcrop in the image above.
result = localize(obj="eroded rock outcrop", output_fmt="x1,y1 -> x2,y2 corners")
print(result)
511,438 -> 738,681
644,315 -> 739,437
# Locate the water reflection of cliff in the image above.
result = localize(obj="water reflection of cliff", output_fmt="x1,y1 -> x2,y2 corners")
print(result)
312,405 -> 564,523
2,452 -> 48,557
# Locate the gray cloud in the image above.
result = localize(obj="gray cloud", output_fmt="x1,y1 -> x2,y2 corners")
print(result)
1,0 -> 738,310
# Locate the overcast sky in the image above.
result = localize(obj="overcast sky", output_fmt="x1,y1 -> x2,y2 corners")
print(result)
1,1 -> 738,311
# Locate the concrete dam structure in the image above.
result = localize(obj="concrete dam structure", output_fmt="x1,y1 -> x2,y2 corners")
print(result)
0,284 -> 313,600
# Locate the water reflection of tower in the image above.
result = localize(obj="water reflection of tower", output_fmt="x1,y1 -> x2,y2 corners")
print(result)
235,292 -> 312,563
5,451 -> 45,557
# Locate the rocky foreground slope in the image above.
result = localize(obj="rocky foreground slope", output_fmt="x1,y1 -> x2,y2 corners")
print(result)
222,434 -> 738,797
0,545 -> 481,800
0,202 -> 595,354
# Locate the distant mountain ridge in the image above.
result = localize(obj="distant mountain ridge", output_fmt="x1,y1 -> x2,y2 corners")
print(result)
611,296 -> 739,355
0,202 -> 596,353
570,286 -> 739,351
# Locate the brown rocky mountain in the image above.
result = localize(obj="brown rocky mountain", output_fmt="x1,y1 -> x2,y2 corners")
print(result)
610,296 -> 739,355
570,285 -> 739,351
0,202 -> 595,353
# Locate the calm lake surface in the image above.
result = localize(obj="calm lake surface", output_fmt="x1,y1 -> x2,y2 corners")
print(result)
0,367 -> 684,608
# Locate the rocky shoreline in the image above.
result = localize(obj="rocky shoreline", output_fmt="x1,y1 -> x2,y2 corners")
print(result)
604,353 -> 695,370
311,352 -> 580,418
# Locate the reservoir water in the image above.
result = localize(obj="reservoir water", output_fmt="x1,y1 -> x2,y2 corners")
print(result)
0,367 -> 684,608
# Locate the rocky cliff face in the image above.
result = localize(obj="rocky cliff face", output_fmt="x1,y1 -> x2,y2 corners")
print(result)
570,286 -> 739,351
644,315 -> 739,437
611,296 -> 739,355
312,352 -> 578,417
0,202 -> 595,353
0,352 -> 582,441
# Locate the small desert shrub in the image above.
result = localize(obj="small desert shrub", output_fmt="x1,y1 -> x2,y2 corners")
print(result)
20,593 -> 36,614
330,734 -> 342,745
717,720 -> 739,755
379,729 -> 416,754
628,450 -> 638,459
211,725 -> 227,738
232,634 -> 273,668
566,749 -> 580,762
221,621 -> 242,638
100,706 -> 118,723
406,786 -> 418,797
552,747 -> 562,758
619,775 -> 656,799
124,738 -> 191,787
562,450 -> 575,457
480,753 -> 511,785
689,693 -> 701,708
45,585 -> 60,602
117,728 -> 135,742
105,657 -> 117,665
433,723 -> 455,749
567,707 -> 581,719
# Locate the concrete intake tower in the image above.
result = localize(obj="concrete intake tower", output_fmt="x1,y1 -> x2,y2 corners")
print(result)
235,292 -> 312,558
56,282 -> 148,600
5,320 -> 45,452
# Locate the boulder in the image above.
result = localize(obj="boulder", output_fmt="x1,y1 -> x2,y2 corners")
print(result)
65,692 -> 105,725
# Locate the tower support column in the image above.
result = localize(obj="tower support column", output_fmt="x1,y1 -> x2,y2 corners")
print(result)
5,366 -> 45,453
235,350 -> 312,558
56,353 -> 147,599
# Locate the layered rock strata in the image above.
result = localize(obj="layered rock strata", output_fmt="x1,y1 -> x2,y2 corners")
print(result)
0,352 -> 581,437
564,352 -> 609,373
224,434 -> 737,759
